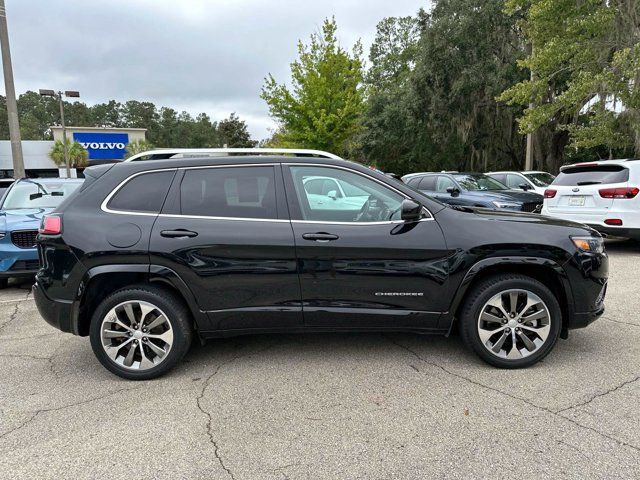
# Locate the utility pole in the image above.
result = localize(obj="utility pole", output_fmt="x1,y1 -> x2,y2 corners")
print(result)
0,0 -> 25,178
524,43 -> 535,171
57,92 -> 70,178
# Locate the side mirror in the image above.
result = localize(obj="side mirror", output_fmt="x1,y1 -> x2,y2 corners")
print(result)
446,186 -> 460,197
519,183 -> 531,191
327,190 -> 338,200
400,199 -> 422,222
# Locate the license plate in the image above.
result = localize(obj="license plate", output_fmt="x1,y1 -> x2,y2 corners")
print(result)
568,196 -> 586,206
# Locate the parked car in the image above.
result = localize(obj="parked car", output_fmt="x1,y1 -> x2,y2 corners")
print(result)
302,175 -> 369,211
487,171 -> 555,195
541,159 -> 640,240
402,172 -> 543,212
0,178 -> 83,288
34,151 -> 607,379
0,178 -> 15,200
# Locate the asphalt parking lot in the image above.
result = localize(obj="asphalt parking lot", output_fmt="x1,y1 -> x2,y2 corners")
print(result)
1,241 -> 639,479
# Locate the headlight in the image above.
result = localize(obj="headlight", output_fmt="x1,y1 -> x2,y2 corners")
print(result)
0,232 -> 5,239
491,201 -> 520,209
571,236 -> 604,254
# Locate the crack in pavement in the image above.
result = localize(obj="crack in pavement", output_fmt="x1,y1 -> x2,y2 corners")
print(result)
556,375 -> 640,414
0,304 -> 19,335
602,316 -> 640,328
195,343 -> 278,480
0,386 -> 142,441
387,336 -> 640,453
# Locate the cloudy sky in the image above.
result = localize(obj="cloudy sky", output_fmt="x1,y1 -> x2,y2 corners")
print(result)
2,0 -> 428,140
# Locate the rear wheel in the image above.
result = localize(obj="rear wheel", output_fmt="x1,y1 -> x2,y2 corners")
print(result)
89,285 -> 192,380
459,274 -> 561,368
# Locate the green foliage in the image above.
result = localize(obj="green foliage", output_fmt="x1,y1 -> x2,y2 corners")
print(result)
0,92 -> 254,149
124,139 -> 154,159
261,17 -> 365,157
499,0 -> 640,161
217,113 -> 257,147
360,1 -> 527,174
48,139 -> 88,168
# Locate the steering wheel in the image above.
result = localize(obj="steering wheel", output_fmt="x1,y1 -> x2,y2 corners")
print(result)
355,195 -> 390,222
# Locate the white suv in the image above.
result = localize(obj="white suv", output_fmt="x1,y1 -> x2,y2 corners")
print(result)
487,171 -> 555,195
541,159 -> 640,240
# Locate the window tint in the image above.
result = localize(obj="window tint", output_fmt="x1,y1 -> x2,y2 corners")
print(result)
108,171 -> 175,213
553,165 -> 629,186
506,174 -> 524,188
435,176 -> 455,192
524,172 -> 555,187
490,174 -> 506,184
406,177 -> 420,187
418,176 -> 436,191
180,166 -> 277,219
290,166 -> 404,223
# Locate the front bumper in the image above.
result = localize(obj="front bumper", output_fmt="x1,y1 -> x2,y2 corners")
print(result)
0,245 -> 39,278
33,281 -> 79,335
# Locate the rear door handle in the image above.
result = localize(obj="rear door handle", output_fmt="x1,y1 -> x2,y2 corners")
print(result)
302,232 -> 339,242
160,229 -> 198,239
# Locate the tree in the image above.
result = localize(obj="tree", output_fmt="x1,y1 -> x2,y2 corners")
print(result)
217,112 -> 256,147
48,139 -> 88,168
261,17 -> 365,157
124,139 -> 154,159
498,0 -> 640,169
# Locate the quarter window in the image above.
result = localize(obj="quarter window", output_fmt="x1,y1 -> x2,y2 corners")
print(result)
108,170 -> 175,213
418,176 -> 436,191
290,166 -> 404,223
180,166 -> 277,219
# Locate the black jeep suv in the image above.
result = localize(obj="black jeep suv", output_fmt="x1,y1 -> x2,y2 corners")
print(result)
34,155 -> 608,379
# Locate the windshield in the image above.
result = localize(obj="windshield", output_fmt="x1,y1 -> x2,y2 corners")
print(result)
453,174 -> 507,191
2,181 -> 82,209
524,172 -> 555,187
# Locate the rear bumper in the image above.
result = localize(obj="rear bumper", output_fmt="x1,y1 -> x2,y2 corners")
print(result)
541,208 -> 640,238
33,281 -> 80,335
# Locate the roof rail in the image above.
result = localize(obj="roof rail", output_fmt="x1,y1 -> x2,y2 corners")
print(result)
124,148 -> 343,162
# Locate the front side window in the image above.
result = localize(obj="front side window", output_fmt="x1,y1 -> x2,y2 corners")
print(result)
180,166 -> 277,219
524,172 -> 555,187
435,176 -> 455,192
2,180 -> 83,210
506,174 -> 524,189
290,166 -> 404,223
418,176 -> 437,191
108,170 -> 175,213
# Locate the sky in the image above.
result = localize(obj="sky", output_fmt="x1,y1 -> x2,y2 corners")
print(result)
1,0 -> 428,140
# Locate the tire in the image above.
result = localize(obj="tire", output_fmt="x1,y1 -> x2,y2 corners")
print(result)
89,285 -> 193,380
459,274 -> 561,368
0,278 -> 8,289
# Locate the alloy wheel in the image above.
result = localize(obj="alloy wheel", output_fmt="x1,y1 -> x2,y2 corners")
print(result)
99,300 -> 174,370
477,289 -> 551,359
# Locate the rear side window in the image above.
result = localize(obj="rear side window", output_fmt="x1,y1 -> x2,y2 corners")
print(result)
553,165 -> 629,186
180,166 -> 277,219
108,170 -> 176,213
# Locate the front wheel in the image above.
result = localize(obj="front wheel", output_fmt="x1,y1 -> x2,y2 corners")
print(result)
89,285 -> 192,380
459,274 -> 561,368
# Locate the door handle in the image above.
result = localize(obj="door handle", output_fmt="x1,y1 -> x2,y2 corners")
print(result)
302,232 -> 339,242
160,229 -> 198,239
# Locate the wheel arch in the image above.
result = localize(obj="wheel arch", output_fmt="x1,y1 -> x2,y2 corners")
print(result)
76,264 -> 207,336
446,257 -> 573,338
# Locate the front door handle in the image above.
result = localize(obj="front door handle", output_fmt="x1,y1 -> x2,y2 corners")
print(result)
302,232 -> 339,242
160,229 -> 198,239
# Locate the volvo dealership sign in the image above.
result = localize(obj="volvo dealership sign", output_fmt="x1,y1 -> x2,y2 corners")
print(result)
73,132 -> 130,160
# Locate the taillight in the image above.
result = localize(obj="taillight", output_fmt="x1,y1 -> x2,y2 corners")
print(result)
604,219 -> 623,226
544,189 -> 557,198
598,187 -> 639,199
39,215 -> 62,235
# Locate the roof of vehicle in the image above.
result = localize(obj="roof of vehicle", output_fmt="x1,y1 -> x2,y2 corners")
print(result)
559,159 -> 640,171
124,148 -> 342,162
488,171 -> 549,175
16,177 -> 84,183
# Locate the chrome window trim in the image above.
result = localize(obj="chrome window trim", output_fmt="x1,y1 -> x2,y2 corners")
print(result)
101,162 -> 435,223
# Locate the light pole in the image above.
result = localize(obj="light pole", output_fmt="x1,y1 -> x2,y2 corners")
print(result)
0,0 -> 25,178
39,89 -> 79,178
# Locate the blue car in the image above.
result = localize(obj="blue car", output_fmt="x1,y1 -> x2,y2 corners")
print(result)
0,178 -> 83,288
402,172 -> 543,212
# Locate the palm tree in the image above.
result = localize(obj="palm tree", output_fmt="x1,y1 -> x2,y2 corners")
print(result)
49,139 -> 89,168
124,139 -> 154,159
